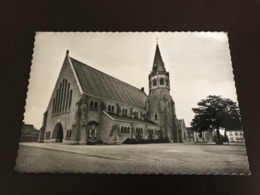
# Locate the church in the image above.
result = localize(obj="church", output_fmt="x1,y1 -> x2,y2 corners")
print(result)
38,44 -> 187,144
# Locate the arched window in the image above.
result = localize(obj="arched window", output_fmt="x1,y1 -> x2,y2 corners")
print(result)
52,98 -> 56,114
160,78 -> 164,85
125,109 -> 127,115
58,83 -> 62,112
90,101 -> 94,109
124,127 -> 127,133
153,79 -> 157,86
122,108 -> 125,115
127,127 -> 130,134
66,83 -> 70,109
112,106 -> 114,113
66,130 -> 69,139
121,127 -> 124,133
61,79 -> 65,111
108,105 -> 111,112
94,102 -> 98,110
155,114 -> 158,120
62,79 -> 67,110
69,89 -> 72,107
55,89 -> 59,113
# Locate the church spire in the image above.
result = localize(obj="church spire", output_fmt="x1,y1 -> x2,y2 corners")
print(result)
152,43 -> 166,72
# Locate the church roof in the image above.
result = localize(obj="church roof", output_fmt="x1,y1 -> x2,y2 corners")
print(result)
152,44 -> 166,72
69,57 -> 147,108
108,113 -> 158,125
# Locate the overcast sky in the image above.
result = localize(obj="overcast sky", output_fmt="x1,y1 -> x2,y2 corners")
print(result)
24,32 -> 237,129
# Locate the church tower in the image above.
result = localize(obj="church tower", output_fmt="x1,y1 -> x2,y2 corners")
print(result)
146,43 -> 178,141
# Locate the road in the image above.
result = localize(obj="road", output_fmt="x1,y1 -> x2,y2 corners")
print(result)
15,143 -> 250,174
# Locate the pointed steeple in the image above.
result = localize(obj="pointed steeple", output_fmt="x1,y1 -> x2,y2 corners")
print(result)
152,44 -> 166,72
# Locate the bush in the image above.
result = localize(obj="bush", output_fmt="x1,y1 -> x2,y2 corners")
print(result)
123,137 -> 171,144
95,140 -> 103,144
123,138 -> 138,144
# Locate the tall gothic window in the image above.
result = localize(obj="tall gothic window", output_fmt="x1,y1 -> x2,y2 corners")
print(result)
52,98 -> 56,114
69,89 -> 72,107
66,83 -> 70,109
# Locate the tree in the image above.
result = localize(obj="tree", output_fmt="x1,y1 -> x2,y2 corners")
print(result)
191,95 -> 241,144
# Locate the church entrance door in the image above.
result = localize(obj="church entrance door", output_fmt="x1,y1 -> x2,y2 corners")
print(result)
86,121 -> 99,145
52,123 -> 64,143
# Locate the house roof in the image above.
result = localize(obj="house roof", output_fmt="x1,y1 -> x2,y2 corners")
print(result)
152,44 -> 166,72
21,124 -> 35,134
177,119 -> 186,130
69,57 -> 147,108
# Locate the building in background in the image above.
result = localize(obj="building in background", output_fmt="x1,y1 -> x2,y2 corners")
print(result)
226,130 -> 245,143
20,123 -> 39,142
186,127 -> 213,143
38,44 -> 184,144
176,119 -> 188,143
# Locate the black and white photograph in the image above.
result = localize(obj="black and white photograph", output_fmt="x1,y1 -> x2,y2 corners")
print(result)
15,32 -> 250,174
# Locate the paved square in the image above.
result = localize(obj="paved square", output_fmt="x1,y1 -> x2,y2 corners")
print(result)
15,143 -> 250,174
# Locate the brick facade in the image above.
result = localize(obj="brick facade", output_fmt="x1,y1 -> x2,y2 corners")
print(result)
39,45 -> 183,145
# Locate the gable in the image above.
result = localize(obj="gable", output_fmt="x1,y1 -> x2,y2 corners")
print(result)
70,57 -> 147,108
46,54 -> 82,114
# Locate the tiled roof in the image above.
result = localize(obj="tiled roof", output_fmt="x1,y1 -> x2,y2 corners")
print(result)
107,112 -> 158,125
177,119 -> 186,130
70,57 -> 147,108
21,124 -> 35,134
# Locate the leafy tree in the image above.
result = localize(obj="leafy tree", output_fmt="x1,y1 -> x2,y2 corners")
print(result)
191,95 -> 241,144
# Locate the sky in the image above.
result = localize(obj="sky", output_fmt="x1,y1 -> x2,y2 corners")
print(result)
24,32 -> 237,129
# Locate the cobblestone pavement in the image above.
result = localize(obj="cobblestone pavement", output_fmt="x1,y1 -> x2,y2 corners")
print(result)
15,143 -> 250,174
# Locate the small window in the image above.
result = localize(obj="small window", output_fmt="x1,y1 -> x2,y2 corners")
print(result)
94,102 -> 98,109
160,78 -> 164,85
127,127 -> 130,134
153,79 -> 157,86
121,127 -> 124,133
125,109 -> 127,115
90,101 -> 94,109
112,106 -> 114,113
155,114 -> 158,120
108,105 -> 111,112
45,132 -> 51,140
